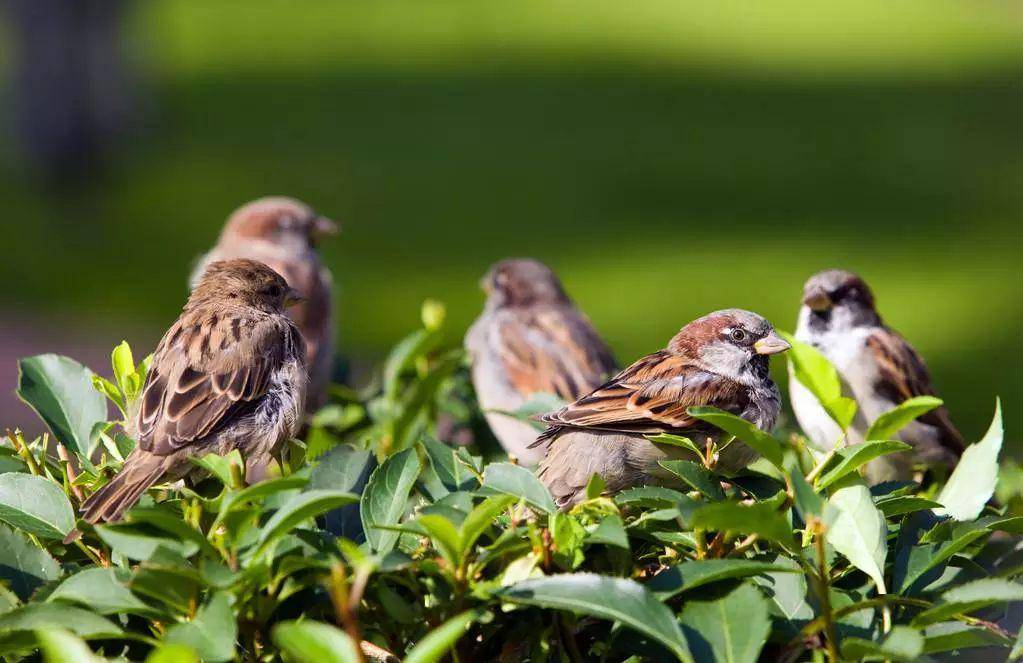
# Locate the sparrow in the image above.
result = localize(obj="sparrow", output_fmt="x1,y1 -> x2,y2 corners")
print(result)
82,259 -> 307,523
192,197 -> 335,413
534,309 -> 789,509
465,258 -> 618,465
791,269 -> 963,483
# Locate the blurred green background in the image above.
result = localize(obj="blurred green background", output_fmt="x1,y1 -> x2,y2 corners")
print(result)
1,0 -> 1022,447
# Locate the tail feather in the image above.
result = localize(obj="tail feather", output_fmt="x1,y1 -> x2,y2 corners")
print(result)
81,458 -> 169,524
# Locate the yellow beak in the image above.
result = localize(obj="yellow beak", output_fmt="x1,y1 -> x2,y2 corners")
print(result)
754,332 -> 791,355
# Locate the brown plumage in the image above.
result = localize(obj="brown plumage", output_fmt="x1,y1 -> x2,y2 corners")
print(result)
535,309 -> 789,508
192,197 -> 335,413
82,259 -> 307,523
465,259 -> 617,464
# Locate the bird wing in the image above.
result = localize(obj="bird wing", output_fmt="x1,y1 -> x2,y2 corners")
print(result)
865,327 -> 965,454
494,307 -> 617,401
134,310 -> 300,456
537,350 -> 744,435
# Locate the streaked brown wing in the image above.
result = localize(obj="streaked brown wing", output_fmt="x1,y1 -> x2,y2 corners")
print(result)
866,327 -> 965,454
135,310 -> 293,456
538,351 -> 743,435
496,307 -> 617,401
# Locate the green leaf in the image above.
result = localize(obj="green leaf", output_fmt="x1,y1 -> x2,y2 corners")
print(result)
190,450 -> 244,486
922,621 -> 1011,654
690,501 -> 794,548
145,644 -> 199,663
687,406 -> 784,469
0,525 -> 60,600
752,556 -> 813,627
256,489 -> 358,554
404,610 -> 477,663
895,516 -> 991,593
215,476 -> 308,528
499,573 -> 691,662
1012,623 -> 1023,661
937,399 -> 1003,521
91,375 -> 125,416
782,334 -> 857,430
824,484 -> 888,592
272,620 -> 361,663
111,341 -> 135,399
816,440 -> 912,489
585,472 -> 606,500
36,628 -> 104,663
912,578 -> 1023,626
48,567 -> 153,616
875,496 -> 942,518
498,392 -> 567,430
648,559 -> 797,601
785,453 -> 823,520
361,448 -> 421,554
614,486 -> 689,508
841,626 -> 924,662
646,433 -> 705,457
16,354 -> 108,457
309,445 -> 374,494
679,582 -> 770,663
0,603 -> 122,639
420,436 -> 477,494
416,514 -> 462,567
658,460 -> 725,500
95,523 -> 199,561
165,592 -> 236,663
460,495 -> 514,556
586,514 -> 629,549
480,462 -> 556,514
0,473 -> 75,539
865,396 -> 943,442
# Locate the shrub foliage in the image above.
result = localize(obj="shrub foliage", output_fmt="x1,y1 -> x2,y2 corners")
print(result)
1,303 -> 1021,662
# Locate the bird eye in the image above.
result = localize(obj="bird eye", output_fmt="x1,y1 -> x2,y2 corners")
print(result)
729,329 -> 747,342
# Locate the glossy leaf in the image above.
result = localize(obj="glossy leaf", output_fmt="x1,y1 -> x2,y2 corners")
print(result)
36,628 -> 104,662
0,473 -> 75,539
164,593 -> 236,662
404,610 -> 477,663
816,440 -> 912,489
687,406 -> 784,468
499,573 -> 691,662
48,567 -> 153,616
824,484 -> 888,592
648,559 -> 797,600
362,448 -> 421,553
0,525 -> 60,600
690,501 -> 794,548
782,334 -> 857,430
480,462 -> 556,514
937,399 -> 1003,521
16,354 -> 107,456
841,626 -> 924,662
865,396 -> 943,442
658,460 -> 725,500
272,620 -> 361,663
256,489 -> 358,554
679,583 -> 770,663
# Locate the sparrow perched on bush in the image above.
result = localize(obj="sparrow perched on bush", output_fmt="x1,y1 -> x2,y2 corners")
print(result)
534,309 -> 789,509
791,269 -> 963,482
465,258 -> 618,465
193,197 -> 335,412
83,259 -> 307,523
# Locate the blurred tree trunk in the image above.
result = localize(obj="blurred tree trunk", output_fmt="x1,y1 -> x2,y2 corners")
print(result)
6,0 -> 133,189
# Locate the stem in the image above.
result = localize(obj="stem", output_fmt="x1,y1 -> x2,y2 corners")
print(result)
805,448 -> 837,485
74,539 -> 105,566
57,444 -> 85,503
694,530 -> 707,560
8,429 -> 43,476
730,534 -> 759,557
329,562 -> 366,663
559,613 -> 584,663
811,520 -> 840,662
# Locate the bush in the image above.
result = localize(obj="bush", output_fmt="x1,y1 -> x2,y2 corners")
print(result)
0,301 -> 1021,662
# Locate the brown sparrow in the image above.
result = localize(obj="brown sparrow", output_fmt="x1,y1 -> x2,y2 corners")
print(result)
791,269 -> 963,483
534,309 -> 789,509
465,259 -> 618,465
83,259 -> 307,523
192,197 -> 335,412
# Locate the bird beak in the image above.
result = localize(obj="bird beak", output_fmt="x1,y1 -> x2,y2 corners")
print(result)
803,286 -> 832,312
754,332 -> 791,356
311,216 -> 339,239
284,287 -> 306,307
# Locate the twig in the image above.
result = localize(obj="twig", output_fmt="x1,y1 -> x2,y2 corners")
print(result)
7,429 -> 43,476
360,641 -> 399,663
57,444 -> 85,503
329,562 -> 366,663
730,534 -> 759,557
805,448 -> 837,485
810,519 -> 839,662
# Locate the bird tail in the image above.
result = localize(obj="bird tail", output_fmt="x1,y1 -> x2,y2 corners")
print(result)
81,456 -> 170,524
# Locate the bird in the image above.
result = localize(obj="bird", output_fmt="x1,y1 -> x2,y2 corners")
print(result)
533,309 -> 789,509
82,259 -> 307,523
192,196 -> 335,413
465,258 -> 618,466
790,269 -> 963,483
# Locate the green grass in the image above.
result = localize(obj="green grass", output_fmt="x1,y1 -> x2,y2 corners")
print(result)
2,0 -> 1023,442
